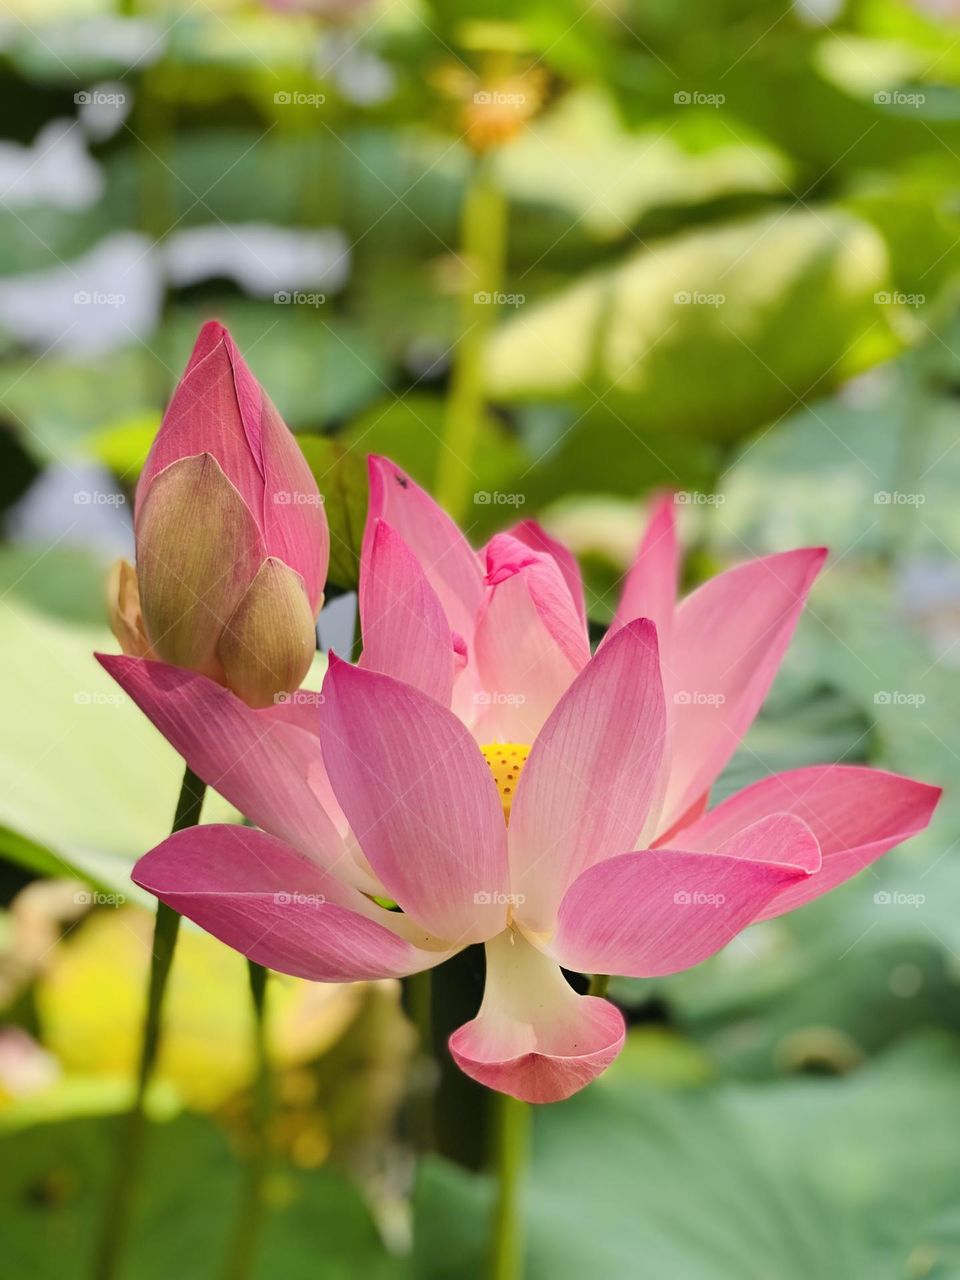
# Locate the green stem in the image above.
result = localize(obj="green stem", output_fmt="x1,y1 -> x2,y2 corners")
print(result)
588,973 -> 610,998
92,764 -> 206,1280
403,968 -> 435,1150
436,155 -> 508,520
488,1093 -> 531,1280
221,961 -> 271,1280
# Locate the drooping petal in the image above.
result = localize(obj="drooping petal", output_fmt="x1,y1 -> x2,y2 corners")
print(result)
134,825 -> 450,981
136,453 -> 266,680
96,654 -> 370,890
606,493 -> 679,648
505,519 -> 587,627
657,546 -> 827,833
509,619 -> 666,935
320,657 -> 509,942
366,456 -> 485,642
550,838 -> 816,978
359,519 -> 455,707
217,558 -> 318,709
473,534 -> 590,741
673,765 -> 941,920
448,930 -> 625,1104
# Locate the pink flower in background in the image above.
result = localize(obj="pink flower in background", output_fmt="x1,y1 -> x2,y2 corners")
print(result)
101,468 -> 940,1102
108,321 -> 329,709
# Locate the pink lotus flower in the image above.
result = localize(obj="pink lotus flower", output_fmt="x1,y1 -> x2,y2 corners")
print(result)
100,468 -> 940,1103
108,321 -> 329,709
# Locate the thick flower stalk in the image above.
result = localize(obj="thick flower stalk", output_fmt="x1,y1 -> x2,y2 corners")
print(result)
109,321 -> 329,708
100,463 -> 940,1104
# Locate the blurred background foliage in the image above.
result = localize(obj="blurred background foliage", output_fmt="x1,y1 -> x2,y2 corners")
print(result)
3,0 -> 960,1275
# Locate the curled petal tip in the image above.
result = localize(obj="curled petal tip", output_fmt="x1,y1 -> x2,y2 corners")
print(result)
449,932 -> 625,1104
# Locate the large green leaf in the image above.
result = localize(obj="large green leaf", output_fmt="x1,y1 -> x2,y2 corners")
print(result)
415,1034 -> 960,1279
484,208 -> 901,445
0,602 -> 297,895
2,1113 -> 400,1280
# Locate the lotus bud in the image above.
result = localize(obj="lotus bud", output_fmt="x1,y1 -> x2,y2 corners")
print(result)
108,321 -> 329,708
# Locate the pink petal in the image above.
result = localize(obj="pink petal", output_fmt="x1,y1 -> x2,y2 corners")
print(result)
473,534 -> 590,741
658,547 -> 827,833
508,619 -> 666,934
96,653 -> 370,891
674,765 -> 941,920
606,493 -> 679,648
319,657 -> 509,942
134,825 -> 448,981
366,456 -> 484,642
551,841 -> 815,978
448,930 -> 625,1103
505,520 -> 586,627
359,520 -> 455,706
259,395 -> 328,613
